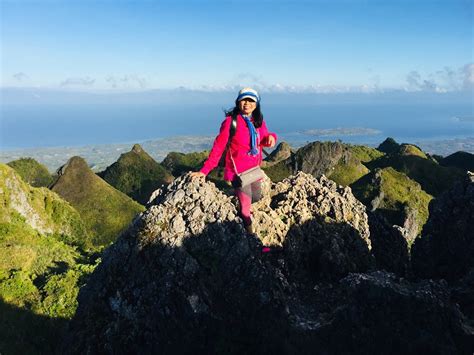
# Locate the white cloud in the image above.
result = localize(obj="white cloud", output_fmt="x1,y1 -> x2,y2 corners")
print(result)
105,75 -> 148,89
61,77 -> 95,87
176,82 -> 382,94
405,63 -> 473,92
13,72 -> 29,81
462,63 -> 474,90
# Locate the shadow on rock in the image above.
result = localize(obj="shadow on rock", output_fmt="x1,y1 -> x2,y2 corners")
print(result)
367,212 -> 410,277
412,173 -> 474,282
62,220 -> 290,354
283,217 -> 374,282
62,174 -> 474,354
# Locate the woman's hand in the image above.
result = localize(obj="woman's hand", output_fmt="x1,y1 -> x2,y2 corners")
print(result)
190,171 -> 205,180
266,135 -> 276,148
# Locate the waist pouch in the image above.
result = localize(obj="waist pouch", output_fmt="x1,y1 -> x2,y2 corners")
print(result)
237,166 -> 265,187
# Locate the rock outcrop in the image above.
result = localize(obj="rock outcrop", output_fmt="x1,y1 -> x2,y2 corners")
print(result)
263,141 -> 369,186
63,172 -> 473,353
370,167 -> 432,242
377,137 -> 400,154
412,172 -> 474,282
292,141 -> 349,177
440,151 -> 474,172
366,212 -> 410,276
262,141 -> 292,166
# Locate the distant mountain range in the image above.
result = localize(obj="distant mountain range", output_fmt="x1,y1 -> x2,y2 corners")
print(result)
1,136 -> 473,174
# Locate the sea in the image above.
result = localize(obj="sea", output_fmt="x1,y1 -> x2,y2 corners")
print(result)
1,102 -> 473,150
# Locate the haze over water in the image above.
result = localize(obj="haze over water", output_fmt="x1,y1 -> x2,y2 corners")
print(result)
1,102 -> 472,150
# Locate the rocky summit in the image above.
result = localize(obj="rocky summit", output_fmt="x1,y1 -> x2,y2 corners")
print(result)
63,172 -> 473,354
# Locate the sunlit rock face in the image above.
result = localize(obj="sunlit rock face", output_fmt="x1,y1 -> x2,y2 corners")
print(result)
63,173 -> 473,354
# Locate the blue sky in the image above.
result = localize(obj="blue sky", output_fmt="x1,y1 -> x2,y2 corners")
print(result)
1,0 -> 473,93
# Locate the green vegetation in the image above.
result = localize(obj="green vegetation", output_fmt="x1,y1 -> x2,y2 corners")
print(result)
352,167 -> 433,241
51,156 -> 145,247
0,164 -> 91,249
0,215 -> 98,353
367,153 -> 464,196
162,150 -> 209,176
369,138 -> 464,195
99,144 -> 174,204
328,156 -> 369,186
262,160 -> 293,183
0,164 -> 98,353
347,144 -> 385,163
7,157 -> 53,187
397,144 -> 427,159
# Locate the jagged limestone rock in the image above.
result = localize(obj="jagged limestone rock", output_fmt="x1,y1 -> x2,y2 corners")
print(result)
412,172 -> 474,282
262,141 -> 292,167
254,172 -> 370,245
367,212 -> 410,276
296,271 -> 473,353
63,173 -> 473,353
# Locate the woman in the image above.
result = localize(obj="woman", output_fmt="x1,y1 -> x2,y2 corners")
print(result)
190,87 -> 277,234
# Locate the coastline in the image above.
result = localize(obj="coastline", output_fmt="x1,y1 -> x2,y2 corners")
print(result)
1,135 -> 473,173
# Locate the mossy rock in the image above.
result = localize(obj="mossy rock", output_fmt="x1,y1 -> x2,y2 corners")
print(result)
352,167 -> 433,243
7,158 -> 53,187
366,154 -> 464,196
51,156 -> 145,247
263,142 -> 377,185
347,145 -> 385,163
398,144 -> 427,159
328,155 -> 370,186
99,144 -> 174,204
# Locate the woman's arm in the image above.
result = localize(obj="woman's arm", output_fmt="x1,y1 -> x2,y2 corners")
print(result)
199,117 -> 232,176
260,120 -> 277,147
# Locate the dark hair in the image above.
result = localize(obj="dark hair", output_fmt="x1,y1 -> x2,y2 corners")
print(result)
225,100 -> 264,128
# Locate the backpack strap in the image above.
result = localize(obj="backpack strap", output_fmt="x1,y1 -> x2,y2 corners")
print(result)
225,112 -> 238,152
225,112 -> 270,158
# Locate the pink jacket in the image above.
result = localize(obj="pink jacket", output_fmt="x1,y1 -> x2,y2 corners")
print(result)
200,114 -> 277,182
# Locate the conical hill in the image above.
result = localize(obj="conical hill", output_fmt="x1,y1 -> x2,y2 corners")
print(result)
51,156 -> 145,247
7,157 -> 53,187
98,144 -> 174,204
